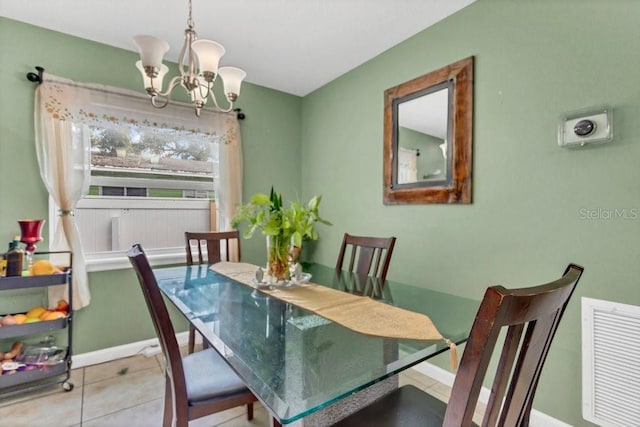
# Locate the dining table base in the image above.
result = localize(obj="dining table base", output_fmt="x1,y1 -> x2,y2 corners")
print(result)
273,375 -> 398,427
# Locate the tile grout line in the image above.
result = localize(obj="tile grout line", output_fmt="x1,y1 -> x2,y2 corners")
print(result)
79,367 -> 85,426
80,397 -> 165,425
79,364 -> 166,424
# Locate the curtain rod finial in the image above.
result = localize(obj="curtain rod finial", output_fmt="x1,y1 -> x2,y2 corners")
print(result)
26,66 -> 44,84
234,108 -> 245,120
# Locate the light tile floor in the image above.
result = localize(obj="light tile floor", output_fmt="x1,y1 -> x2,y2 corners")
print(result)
0,350 -> 484,426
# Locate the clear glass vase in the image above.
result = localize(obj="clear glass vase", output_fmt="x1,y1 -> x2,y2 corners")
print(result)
266,235 -> 290,282
288,239 -> 303,278
289,241 -> 302,265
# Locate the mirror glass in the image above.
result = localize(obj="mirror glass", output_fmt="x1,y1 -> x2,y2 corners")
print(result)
396,83 -> 451,186
384,57 -> 473,204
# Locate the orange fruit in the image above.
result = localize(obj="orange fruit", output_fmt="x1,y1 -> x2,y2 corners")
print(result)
13,314 -> 27,324
55,299 -> 69,312
26,306 -> 47,319
42,311 -> 66,321
31,260 -> 61,276
38,310 -> 52,320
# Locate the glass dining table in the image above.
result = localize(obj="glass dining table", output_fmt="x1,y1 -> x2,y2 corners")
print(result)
153,262 -> 478,425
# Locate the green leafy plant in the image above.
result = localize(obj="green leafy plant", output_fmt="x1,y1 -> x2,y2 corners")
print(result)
232,187 -> 331,280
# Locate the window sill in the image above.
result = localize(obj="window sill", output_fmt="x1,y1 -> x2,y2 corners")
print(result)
85,247 -> 186,272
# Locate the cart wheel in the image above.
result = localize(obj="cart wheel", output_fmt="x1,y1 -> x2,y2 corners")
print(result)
62,381 -> 74,392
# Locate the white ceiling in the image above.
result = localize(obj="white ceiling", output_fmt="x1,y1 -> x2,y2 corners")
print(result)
0,0 -> 475,96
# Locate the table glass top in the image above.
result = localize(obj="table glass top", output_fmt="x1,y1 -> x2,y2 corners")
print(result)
154,263 -> 478,424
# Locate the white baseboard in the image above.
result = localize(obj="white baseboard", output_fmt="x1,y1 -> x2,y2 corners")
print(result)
413,361 -> 573,427
71,331 -> 190,368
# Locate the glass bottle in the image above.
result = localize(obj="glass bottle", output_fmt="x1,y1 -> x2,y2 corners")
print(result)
5,238 -> 25,277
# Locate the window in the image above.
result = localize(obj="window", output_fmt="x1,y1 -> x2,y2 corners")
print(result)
86,124 -> 217,198
38,77 -> 243,272
99,187 -> 148,197
72,122 -> 219,271
183,190 -> 211,198
37,76 -> 241,305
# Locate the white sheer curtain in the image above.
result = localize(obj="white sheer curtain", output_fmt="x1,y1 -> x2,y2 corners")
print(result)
215,124 -> 243,262
34,75 -> 242,307
34,82 -> 92,309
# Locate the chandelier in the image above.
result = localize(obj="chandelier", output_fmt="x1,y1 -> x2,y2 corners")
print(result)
133,0 -> 246,116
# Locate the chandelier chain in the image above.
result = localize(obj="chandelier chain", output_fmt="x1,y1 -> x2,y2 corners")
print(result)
187,0 -> 194,29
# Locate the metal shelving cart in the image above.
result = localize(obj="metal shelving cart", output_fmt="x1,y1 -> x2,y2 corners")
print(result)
0,251 -> 73,397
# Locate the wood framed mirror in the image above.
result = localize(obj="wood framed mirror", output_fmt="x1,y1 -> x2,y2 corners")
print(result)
383,56 -> 473,204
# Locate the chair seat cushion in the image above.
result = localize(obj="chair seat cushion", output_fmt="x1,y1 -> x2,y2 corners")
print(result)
182,348 -> 249,403
334,385 -> 477,427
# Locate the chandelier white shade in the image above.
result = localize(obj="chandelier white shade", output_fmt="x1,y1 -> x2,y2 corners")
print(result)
191,40 -> 225,76
133,35 -> 169,70
133,0 -> 246,116
135,60 -> 169,93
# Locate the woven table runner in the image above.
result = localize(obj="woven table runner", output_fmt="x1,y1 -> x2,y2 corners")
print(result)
211,262 -> 458,368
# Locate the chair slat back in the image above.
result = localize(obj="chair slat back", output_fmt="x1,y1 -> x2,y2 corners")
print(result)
335,233 -> 396,282
185,231 -> 241,266
444,264 -> 584,427
127,244 -> 188,410
336,271 -> 386,298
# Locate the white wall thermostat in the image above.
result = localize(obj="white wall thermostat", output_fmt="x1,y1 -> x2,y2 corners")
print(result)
558,105 -> 612,147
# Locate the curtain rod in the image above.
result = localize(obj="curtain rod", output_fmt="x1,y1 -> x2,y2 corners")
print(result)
25,66 -> 246,120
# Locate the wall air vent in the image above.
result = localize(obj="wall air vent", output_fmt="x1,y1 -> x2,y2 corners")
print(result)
582,297 -> 640,426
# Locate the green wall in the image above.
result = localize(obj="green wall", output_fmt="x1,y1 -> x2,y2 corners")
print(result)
301,0 -> 640,425
0,17 -> 302,351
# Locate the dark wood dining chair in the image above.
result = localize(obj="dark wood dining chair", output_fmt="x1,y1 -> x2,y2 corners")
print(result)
185,230 -> 241,353
335,233 -> 397,282
333,263 -> 584,427
128,244 -> 257,427
185,230 -> 241,265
